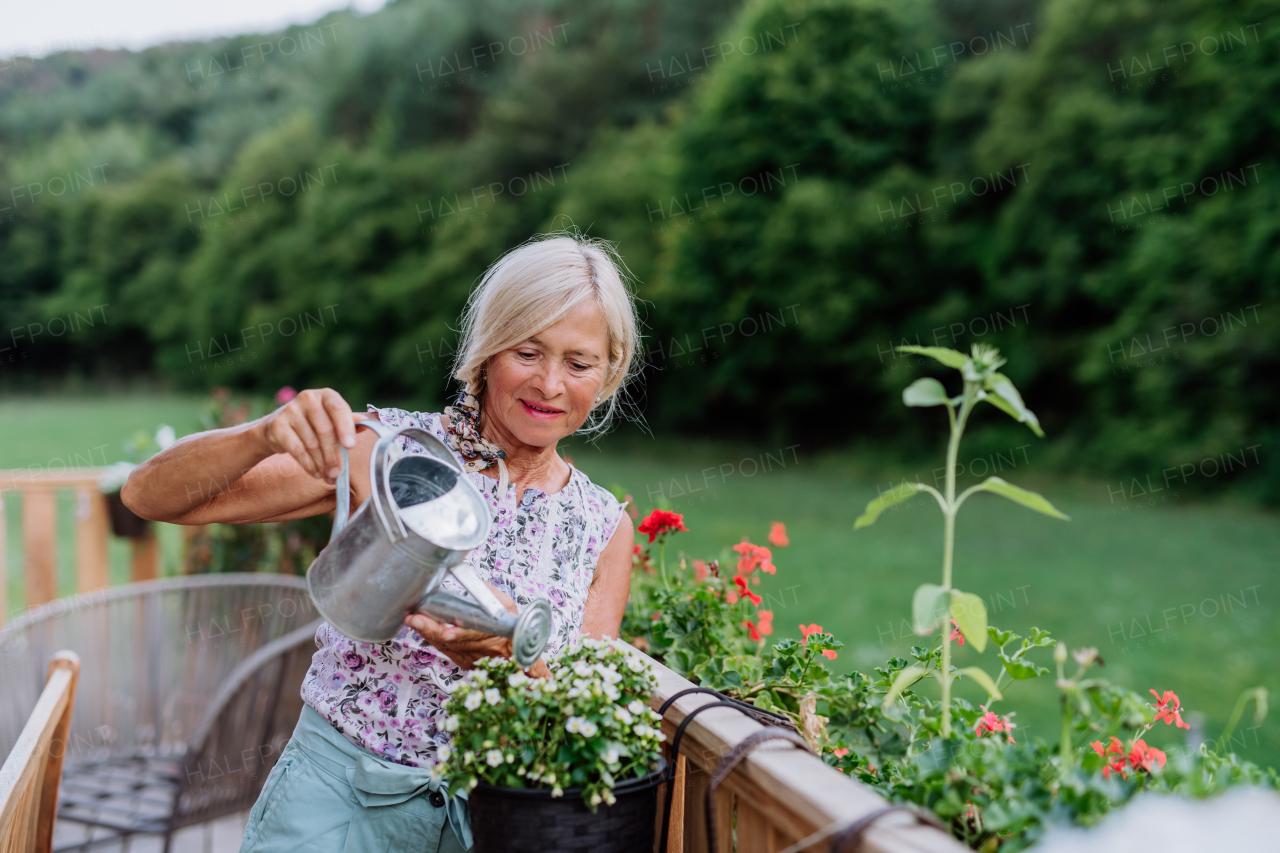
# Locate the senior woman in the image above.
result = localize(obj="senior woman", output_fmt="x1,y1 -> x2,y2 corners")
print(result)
121,235 -> 640,853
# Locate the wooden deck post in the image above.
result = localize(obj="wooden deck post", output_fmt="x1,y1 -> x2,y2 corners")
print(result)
654,751 -> 687,853
130,531 -> 159,582
23,488 -> 58,608
75,488 -> 110,592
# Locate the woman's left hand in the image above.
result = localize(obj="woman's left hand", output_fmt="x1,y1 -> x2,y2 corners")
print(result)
404,587 -> 551,678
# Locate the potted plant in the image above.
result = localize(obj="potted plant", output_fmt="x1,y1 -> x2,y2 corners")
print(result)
438,638 -> 667,853
99,424 -> 176,537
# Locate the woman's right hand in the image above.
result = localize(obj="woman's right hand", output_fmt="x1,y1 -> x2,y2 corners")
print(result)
258,388 -> 359,486
404,583 -> 553,678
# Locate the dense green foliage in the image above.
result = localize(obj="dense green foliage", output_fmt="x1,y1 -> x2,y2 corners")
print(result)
2,0 -> 1276,497
623,522 -> 1276,851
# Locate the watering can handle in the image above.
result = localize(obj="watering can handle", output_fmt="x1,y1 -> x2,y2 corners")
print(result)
331,419 -> 464,539
332,420 -> 381,538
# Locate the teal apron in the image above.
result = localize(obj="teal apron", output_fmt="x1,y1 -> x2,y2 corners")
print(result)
240,705 -> 472,853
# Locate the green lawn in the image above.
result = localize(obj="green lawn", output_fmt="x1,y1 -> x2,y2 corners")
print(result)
2,394 -> 1276,770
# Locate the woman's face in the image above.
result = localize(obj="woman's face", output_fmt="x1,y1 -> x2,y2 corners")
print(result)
482,299 -> 610,448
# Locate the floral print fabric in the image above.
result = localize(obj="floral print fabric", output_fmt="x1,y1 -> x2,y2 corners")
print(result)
301,406 -> 627,767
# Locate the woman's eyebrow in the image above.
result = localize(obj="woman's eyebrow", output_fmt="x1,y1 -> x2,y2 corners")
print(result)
527,337 -> 601,360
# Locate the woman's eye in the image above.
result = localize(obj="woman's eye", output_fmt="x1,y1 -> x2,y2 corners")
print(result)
570,362 -> 589,371
517,351 -> 537,360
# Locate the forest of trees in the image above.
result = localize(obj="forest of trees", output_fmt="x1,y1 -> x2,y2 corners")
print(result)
0,0 -> 1276,499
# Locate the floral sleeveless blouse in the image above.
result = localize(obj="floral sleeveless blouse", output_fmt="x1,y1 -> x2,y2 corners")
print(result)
300,406 -> 627,767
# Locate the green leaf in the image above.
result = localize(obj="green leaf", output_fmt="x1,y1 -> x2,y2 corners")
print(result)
981,374 -> 1044,437
950,590 -> 988,652
902,377 -> 949,407
854,481 -> 923,529
998,652 -> 1047,680
896,345 -> 968,368
882,664 -> 926,710
973,477 -> 1069,520
987,627 -> 1016,648
957,666 -> 1003,700
912,583 -> 950,634
1028,627 -> 1055,647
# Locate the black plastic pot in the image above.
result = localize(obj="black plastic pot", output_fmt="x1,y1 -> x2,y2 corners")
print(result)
468,762 -> 665,853
105,491 -> 150,538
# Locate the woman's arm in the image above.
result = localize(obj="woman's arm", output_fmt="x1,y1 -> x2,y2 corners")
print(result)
580,512 -> 635,640
121,388 -> 375,524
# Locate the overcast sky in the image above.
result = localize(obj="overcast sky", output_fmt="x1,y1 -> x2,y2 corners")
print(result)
1,0 -> 388,59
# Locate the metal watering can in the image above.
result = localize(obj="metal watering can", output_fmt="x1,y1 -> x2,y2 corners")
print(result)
306,420 -> 552,668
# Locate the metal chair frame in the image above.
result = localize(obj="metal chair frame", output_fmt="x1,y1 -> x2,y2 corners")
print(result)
0,575 -> 321,852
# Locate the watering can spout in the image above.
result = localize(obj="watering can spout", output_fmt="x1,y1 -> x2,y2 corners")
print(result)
308,420 -> 552,668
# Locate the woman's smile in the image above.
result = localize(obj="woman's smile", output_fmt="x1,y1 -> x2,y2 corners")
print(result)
519,398 -> 566,420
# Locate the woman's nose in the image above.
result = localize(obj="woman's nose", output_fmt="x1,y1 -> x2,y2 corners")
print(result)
532,360 -> 566,397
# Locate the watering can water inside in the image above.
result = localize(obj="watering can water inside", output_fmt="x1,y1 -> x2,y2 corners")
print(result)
305,420 -> 553,668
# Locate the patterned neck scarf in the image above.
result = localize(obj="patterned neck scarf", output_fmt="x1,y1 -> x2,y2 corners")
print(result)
442,392 -> 507,473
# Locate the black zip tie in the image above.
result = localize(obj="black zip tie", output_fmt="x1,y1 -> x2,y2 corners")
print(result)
827,804 -> 949,852
658,685 -> 796,732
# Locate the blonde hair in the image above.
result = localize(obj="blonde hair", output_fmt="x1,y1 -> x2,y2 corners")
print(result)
452,233 -> 641,435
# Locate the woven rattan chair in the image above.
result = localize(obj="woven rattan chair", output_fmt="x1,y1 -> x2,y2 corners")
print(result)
0,575 -> 322,852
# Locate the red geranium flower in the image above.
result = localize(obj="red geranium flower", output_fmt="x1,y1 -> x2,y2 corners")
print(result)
1091,736 -> 1124,758
757,610 -> 774,636
974,706 -> 1016,742
1128,739 -> 1166,773
949,618 -> 964,645
638,509 -> 688,543
1150,689 -> 1191,729
767,522 -> 790,547
743,620 -> 762,642
734,575 -> 762,606
732,540 -> 776,575
798,623 -> 838,658
1091,737 -> 1129,778
1090,735 -> 1165,778
275,386 -> 298,404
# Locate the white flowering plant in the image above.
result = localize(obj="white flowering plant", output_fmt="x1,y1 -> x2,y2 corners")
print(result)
435,637 -> 665,810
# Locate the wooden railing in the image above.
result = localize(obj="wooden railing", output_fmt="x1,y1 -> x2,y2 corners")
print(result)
632,644 -> 966,853
0,468 -> 158,625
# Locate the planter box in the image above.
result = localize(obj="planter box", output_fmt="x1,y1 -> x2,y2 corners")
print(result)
469,762 -> 665,853
105,491 -> 149,538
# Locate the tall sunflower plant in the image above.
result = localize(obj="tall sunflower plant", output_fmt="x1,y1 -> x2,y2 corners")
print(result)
853,344 -> 1068,737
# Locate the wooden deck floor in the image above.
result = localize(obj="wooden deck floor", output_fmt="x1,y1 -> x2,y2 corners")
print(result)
52,811 -> 249,853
